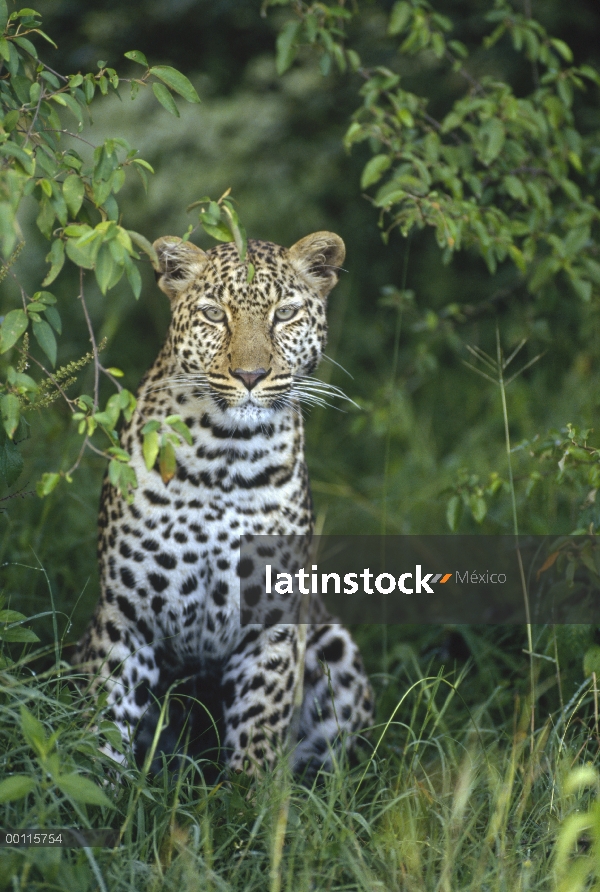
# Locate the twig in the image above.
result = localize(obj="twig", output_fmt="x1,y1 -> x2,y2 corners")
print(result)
26,352 -> 75,408
23,85 -> 46,147
78,269 -> 100,411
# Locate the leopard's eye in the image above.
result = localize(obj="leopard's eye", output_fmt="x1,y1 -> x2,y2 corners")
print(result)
274,305 -> 298,322
202,306 -> 226,322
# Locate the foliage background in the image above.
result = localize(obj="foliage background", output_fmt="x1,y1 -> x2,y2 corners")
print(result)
2,0 -> 600,691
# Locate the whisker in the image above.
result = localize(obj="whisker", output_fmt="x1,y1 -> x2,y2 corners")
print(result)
292,377 -> 359,410
321,353 -> 354,379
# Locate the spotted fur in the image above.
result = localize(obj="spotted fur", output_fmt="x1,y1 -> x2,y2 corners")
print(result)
74,232 -> 373,775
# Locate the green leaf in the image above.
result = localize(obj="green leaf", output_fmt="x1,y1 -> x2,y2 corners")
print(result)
159,441 -> 176,483
32,319 -> 57,366
571,276 -> 592,302
0,309 -> 28,353
388,1 -> 411,35
584,646 -> 600,678
1,394 -> 20,439
469,494 -> 487,524
0,775 -> 35,803
0,436 -> 23,486
166,416 -> 193,445
150,66 -> 200,103
200,220 -> 234,242
124,49 -> 148,68
446,495 -> 462,531
14,35 -> 37,59
127,229 -> 158,266
143,429 -> 159,470
0,143 -> 35,176
361,154 -> 391,189
0,0 -> 8,31
43,305 -> 62,334
0,609 -> 27,623
276,20 -> 301,75
62,174 -> 85,217
503,175 -> 527,204
1,626 -> 39,642
56,773 -> 115,807
107,459 -> 137,500
20,706 -> 47,757
152,81 -> 179,117
36,199 -> 55,239
481,119 -> 505,166
65,234 -> 101,270
550,38 -> 573,62
3,108 -> 19,130
36,471 -> 60,497
141,419 -> 161,434
95,243 -> 115,294
125,257 -> 142,299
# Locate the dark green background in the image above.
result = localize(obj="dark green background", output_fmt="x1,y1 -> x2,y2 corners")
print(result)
1,2 -> 599,687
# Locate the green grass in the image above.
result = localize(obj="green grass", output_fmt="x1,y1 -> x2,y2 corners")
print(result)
1,624 -> 599,892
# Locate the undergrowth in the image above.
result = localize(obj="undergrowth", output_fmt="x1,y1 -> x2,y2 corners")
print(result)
1,625 -> 600,891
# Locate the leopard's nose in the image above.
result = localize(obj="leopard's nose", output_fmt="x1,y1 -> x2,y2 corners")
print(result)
230,368 -> 270,391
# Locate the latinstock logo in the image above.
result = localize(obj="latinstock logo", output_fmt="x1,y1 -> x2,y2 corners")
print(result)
264,564 -> 454,596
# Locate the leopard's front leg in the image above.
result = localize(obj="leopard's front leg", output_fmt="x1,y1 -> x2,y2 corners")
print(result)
74,617 -> 161,762
220,626 -> 302,772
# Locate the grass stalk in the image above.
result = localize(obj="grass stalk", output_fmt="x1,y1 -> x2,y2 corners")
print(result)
495,326 -> 535,749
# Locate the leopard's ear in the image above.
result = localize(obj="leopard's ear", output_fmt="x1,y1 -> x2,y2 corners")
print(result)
153,237 -> 209,300
287,231 -> 346,298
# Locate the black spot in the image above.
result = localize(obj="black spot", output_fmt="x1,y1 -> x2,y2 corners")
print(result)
143,489 -> 170,506
217,558 -> 229,571
120,566 -> 136,589
134,679 -> 151,707
117,595 -> 137,622
119,542 -> 131,559
151,596 -> 165,615
319,638 -> 345,664
241,703 -> 264,721
183,551 -> 198,563
137,618 -> 154,644
105,621 -> 121,642
142,538 -> 159,552
341,705 -> 352,721
243,585 -> 261,607
237,557 -> 254,579
232,628 -> 260,654
181,575 -> 198,596
155,552 -> 177,570
212,580 -> 228,605
148,572 -> 169,593
338,672 -> 353,688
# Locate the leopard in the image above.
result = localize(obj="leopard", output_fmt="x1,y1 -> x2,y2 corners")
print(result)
73,230 -> 374,777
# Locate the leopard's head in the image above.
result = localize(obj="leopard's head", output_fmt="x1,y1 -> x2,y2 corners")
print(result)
153,232 -> 345,422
